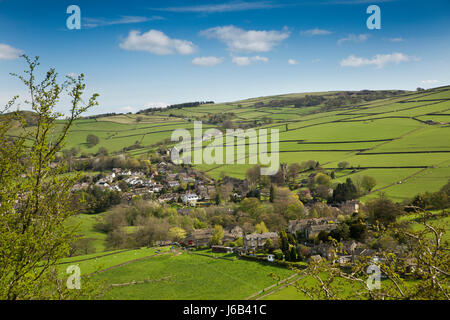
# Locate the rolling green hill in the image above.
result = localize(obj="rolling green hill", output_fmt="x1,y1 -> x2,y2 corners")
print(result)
33,85 -> 449,299
59,247 -> 294,300
13,86 -> 449,203
127,86 -> 450,203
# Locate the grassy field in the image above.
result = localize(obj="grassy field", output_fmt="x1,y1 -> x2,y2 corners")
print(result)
59,209 -> 448,300
16,86 -> 447,203
67,213 -> 108,253
186,87 -> 450,201
88,250 -> 294,300
52,86 -> 449,300
58,247 -> 170,275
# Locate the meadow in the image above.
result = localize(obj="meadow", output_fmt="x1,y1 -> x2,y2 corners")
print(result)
58,208 -> 448,300
90,250 -> 294,300
31,85 -> 449,203
67,213 -> 108,252
58,85 -> 449,299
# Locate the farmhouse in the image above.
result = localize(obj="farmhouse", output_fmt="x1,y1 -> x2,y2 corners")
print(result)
181,176 -> 195,183
158,193 -> 176,203
288,217 -> 335,233
243,232 -> 279,251
183,193 -> 199,205
222,225 -> 244,243
288,218 -> 337,239
339,200 -> 360,214
309,242 -> 336,259
221,176 -> 248,193
167,180 -> 180,188
287,219 -> 309,234
184,226 -> 243,248
196,185 -> 210,200
184,229 -> 213,247
306,224 -> 338,238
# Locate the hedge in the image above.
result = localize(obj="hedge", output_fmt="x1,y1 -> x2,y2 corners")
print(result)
239,255 -> 307,269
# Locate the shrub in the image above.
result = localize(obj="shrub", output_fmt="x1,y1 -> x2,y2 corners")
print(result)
273,249 -> 284,260
86,134 -> 99,148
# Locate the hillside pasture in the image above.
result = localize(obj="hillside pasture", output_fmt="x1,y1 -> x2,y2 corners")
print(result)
94,251 -> 294,300
25,85 -> 448,202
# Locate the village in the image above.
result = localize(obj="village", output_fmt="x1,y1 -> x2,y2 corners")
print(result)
69,152 -> 387,267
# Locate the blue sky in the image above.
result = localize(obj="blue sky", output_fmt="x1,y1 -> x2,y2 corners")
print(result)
0,0 -> 449,115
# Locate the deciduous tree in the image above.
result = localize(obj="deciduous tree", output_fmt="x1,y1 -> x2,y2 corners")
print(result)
0,55 -> 100,299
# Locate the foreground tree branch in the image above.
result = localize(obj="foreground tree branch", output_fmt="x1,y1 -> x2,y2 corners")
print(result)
0,55 -> 101,299
284,213 -> 449,300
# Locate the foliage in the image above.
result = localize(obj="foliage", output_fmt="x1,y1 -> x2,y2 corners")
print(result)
211,224 -> 225,245
263,238 -> 274,253
411,180 -> 450,211
0,55 -> 100,299
361,175 -> 377,192
329,223 -> 351,242
255,221 -> 269,233
72,186 -> 121,214
315,173 -> 332,187
287,213 -> 449,300
337,161 -> 350,170
287,163 -> 301,182
86,134 -> 99,148
246,165 -> 261,187
333,178 -> 358,203
168,227 -> 187,242
366,196 -> 404,226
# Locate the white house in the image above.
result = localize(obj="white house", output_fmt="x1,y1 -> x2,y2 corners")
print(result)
111,185 -> 121,192
168,181 -> 180,188
183,193 -> 199,205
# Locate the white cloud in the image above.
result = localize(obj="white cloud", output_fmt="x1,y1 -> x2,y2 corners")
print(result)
121,106 -> 134,113
421,80 -> 440,84
153,1 -> 282,13
0,43 -> 23,60
192,56 -> 224,66
337,34 -> 370,45
288,59 -> 299,65
232,56 -> 252,66
119,30 -> 196,55
253,55 -> 268,62
387,37 -> 405,42
301,28 -> 332,36
200,25 -> 289,53
144,102 -> 168,109
340,53 -> 412,68
83,16 -> 163,28
232,55 -> 268,66
312,58 -> 321,63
